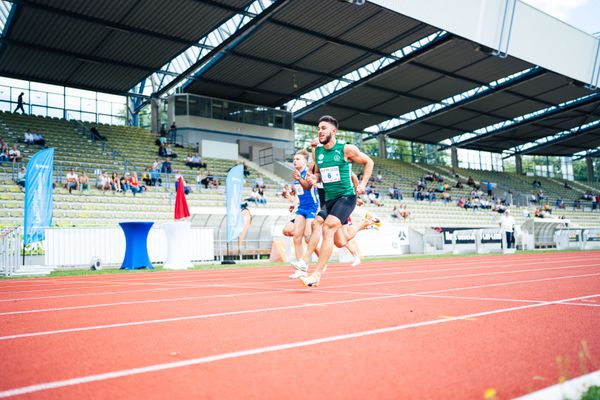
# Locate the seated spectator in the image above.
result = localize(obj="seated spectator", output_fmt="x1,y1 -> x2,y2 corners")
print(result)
375,171 -> 383,182
467,176 -> 476,187
152,158 -> 161,171
161,158 -> 173,174
129,172 -> 145,195
175,172 -> 191,195
388,184 -> 402,200
120,173 -> 130,193
281,183 -> 294,200
532,179 -> 541,188
201,170 -> 219,189
555,197 -> 565,209
79,171 -> 90,191
424,172 -> 434,182
457,197 -> 466,209
391,204 -> 410,220
427,188 -> 437,202
253,175 -> 266,189
543,203 -> 552,214
158,143 -> 168,158
165,144 -> 177,159
480,198 -> 491,209
573,199 -> 581,210
441,190 -> 451,203
150,167 -> 162,187
185,153 -> 206,169
564,181 -> 572,189
435,183 -> 444,193
110,172 -> 122,193
0,141 -> 7,162
243,162 -> 250,177
141,168 -> 152,186
8,144 -> 22,164
416,178 -> 425,191
16,166 -> 26,188
90,126 -> 107,141
529,193 -> 537,204
96,171 -> 111,193
455,179 -> 464,189
583,191 -> 593,201
245,187 -> 266,204
413,187 -> 424,201
65,168 -> 79,194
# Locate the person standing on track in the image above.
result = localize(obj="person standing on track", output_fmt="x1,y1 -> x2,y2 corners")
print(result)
298,115 -> 380,287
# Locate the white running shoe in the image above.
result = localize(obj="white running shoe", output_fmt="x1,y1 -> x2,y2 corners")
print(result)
291,259 -> 308,272
300,273 -> 320,287
351,256 -> 361,267
289,270 -> 307,279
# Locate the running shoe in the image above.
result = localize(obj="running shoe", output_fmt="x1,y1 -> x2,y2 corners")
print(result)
300,273 -> 320,287
351,255 -> 361,267
291,259 -> 308,272
364,212 -> 382,229
289,270 -> 307,279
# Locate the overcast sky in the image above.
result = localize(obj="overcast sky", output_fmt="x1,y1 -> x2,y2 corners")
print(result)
521,0 -> 600,35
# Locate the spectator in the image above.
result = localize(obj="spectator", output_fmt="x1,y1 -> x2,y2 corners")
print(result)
457,197 -> 466,209
455,179 -> 464,189
246,187 -> 266,204
79,171 -> 90,192
243,162 -> 250,177
110,172 -> 121,193
175,172 -> 191,195
564,181 -> 572,189
467,176 -> 476,187
388,184 -> 402,200
543,203 -> 552,214
169,121 -> 177,142
90,126 -> 107,141
8,144 -> 22,164
14,92 -> 25,114
158,143 -> 168,158
65,168 -> 79,194
141,168 -> 152,186
441,190 -> 451,204
201,170 -> 219,189
532,179 -> 541,188
555,197 -> 565,209
150,167 -> 162,187
129,172 -> 145,195
16,166 -> 26,188
0,140 -> 8,162
486,181 -> 493,197
185,153 -> 206,169
152,158 -> 161,171
96,171 -> 110,193
391,204 -> 410,220
499,209 -> 515,249
161,158 -> 173,174
120,173 -> 130,193
573,199 -> 581,210
253,174 -> 266,189
165,144 -> 177,159
376,171 -> 383,182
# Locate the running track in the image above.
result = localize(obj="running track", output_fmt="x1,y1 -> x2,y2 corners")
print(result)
0,251 -> 599,399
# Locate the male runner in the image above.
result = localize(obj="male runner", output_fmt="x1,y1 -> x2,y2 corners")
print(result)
287,149 -> 320,278
298,115 -> 380,287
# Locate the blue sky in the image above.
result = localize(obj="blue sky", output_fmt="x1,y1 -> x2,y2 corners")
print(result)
521,0 -> 600,35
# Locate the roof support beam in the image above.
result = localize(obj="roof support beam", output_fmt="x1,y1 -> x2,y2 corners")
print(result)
504,118 -> 600,158
155,0 -> 290,98
439,91 -> 600,150
573,146 -> 600,161
293,31 -> 453,118
378,67 -> 546,136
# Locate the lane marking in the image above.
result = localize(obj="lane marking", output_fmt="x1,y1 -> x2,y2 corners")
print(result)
411,294 -> 600,308
0,292 -> 597,399
2,272 -> 599,341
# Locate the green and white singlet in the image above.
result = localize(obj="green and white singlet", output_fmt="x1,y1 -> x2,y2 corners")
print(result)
315,141 -> 354,202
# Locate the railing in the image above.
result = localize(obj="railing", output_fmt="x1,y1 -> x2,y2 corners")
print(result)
0,226 -> 21,277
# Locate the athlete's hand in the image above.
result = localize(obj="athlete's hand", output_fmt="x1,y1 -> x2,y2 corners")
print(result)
288,205 -> 295,213
310,138 -> 319,148
305,174 -> 317,186
292,169 -> 301,181
355,182 -> 366,195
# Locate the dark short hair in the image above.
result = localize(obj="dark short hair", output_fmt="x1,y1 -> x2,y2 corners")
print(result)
318,115 -> 338,129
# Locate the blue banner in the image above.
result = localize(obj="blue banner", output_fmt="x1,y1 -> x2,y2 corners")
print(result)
24,148 -> 54,244
225,164 -> 245,242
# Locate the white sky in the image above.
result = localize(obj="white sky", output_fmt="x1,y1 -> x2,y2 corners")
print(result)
521,0 -> 600,35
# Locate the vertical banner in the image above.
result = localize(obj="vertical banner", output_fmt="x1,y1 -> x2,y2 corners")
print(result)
225,164 -> 245,242
24,148 -> 54,244
174,176 -> 190,220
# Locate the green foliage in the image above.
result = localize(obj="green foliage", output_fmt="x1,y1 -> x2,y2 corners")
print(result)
580,386 -> 600,400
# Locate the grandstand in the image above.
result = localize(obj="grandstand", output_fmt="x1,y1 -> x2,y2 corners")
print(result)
1,1 -> 600,399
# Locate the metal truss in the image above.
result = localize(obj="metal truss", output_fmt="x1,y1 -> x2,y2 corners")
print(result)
504,118 -> 600,158
573,145 -> 600,161
441,91 -> 600,150
0,1 -> 13,34
286,30 -> 451,116
363,66 -> 543,138
130,0 -> 280,111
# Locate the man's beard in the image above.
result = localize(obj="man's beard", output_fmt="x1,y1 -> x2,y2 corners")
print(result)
319,133 -> 332,145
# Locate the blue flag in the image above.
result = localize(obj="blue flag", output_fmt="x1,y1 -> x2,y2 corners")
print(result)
24,148 -> 54,244
225,164 -> 245,242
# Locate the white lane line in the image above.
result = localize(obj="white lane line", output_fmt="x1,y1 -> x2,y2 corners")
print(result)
410,293 -> 600,307
514,370 -> 600,400
2,253 -> 596,292
2,271 -> 599,341
0,292 -> 597,399
2,263 -> 598,315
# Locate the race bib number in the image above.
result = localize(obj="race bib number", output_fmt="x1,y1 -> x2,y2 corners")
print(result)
294,183 -> 304,195
321,166 -> 341,183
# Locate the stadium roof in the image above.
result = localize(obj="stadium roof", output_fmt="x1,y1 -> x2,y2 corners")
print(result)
0,0 -> 599,156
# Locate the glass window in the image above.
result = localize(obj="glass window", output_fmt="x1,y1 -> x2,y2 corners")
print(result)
48,93 -> 64,109
227,102 -> 243,123
65,110 -> 81,121
81,112 -> 96,122
0,85 -> 9,101
0,101 -> 10,112
212,99 -> 225,119
65,96 -> 80,110
174,96 -> 187,115
30,81 -> 63,94
30,91 -> 47,107
46,107 -> 63,118
31,106 -> 48,117
98,114 -> 112,124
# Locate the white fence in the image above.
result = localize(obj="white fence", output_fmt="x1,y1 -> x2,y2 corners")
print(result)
0,226 -> 21,276
45,226 -> 214,267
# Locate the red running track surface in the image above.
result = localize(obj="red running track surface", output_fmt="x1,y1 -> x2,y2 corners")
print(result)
0,251 -> 599,399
